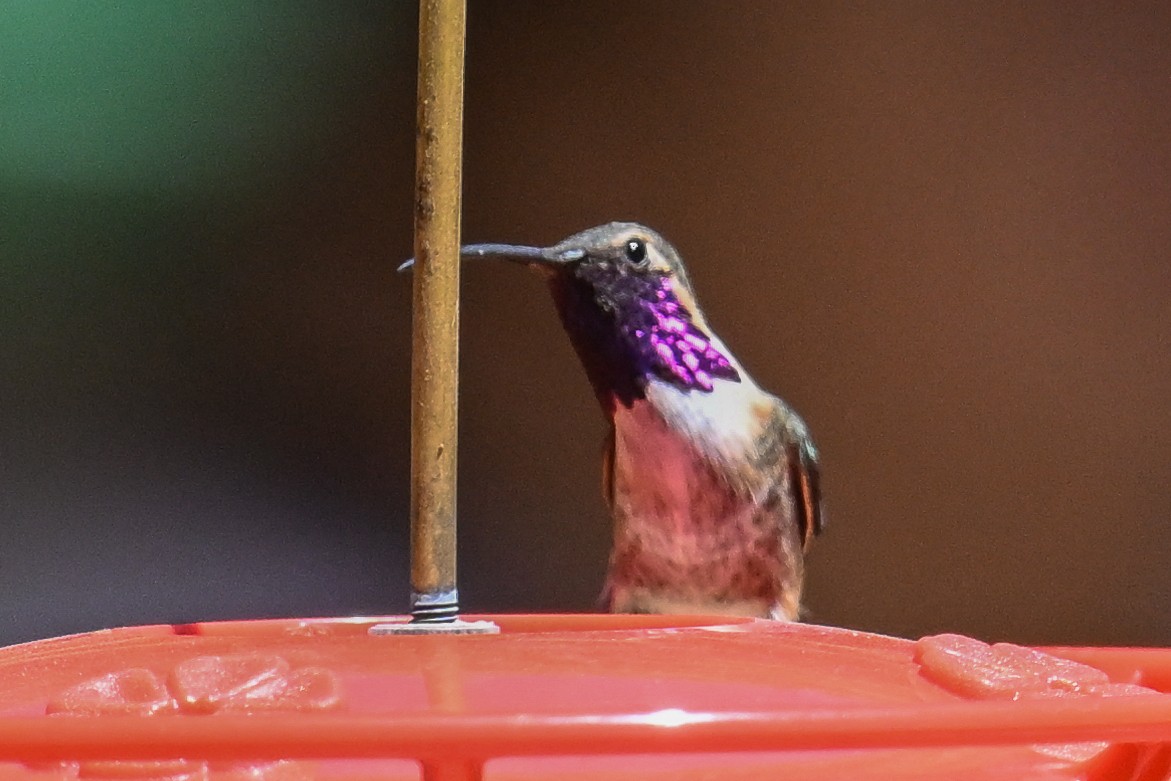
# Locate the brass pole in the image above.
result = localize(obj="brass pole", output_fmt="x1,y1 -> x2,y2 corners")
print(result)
409,0 -> 466,623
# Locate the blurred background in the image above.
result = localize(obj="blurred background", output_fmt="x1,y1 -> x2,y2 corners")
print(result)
1,1 -> 1168,647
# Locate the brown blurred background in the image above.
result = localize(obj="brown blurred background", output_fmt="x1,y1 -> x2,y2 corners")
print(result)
1,2 -> 1168,646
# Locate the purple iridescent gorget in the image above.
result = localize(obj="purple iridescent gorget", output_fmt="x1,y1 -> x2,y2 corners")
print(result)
550,261 -> 741,408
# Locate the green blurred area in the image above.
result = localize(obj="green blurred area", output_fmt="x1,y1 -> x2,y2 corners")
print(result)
0,2 -> 418,643
0,1 -> 412,194
0,1 -> 415,387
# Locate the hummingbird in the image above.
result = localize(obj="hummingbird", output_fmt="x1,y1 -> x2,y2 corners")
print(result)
403,222 -> 823,620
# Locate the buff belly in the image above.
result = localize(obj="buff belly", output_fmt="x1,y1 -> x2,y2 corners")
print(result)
604,382 -> 792,619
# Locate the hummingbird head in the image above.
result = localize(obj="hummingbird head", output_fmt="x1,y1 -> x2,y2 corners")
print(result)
453,222 -> 742,410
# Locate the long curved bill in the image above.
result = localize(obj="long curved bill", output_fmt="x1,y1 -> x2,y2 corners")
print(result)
397,243 -> 584,272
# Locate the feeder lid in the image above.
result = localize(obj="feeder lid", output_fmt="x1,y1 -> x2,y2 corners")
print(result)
0,614 -> 1168,780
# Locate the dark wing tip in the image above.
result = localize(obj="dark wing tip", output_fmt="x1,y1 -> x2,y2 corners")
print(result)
786,439 -> 824,550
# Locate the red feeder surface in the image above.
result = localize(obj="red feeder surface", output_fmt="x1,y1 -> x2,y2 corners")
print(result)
0,615 -> 1167,780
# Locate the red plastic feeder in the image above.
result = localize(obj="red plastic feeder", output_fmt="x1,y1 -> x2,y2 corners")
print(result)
0,615 -> 1169,780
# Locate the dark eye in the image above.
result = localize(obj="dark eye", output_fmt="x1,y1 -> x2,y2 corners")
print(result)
624,238 -> 647,264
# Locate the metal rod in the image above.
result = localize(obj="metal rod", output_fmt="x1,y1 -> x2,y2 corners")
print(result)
409,0 -> 466,623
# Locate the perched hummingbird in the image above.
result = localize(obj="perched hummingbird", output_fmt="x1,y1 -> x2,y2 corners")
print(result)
404,222 -> 823,620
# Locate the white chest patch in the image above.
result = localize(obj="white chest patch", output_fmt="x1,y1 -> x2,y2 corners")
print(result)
642,376 -> 764,463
